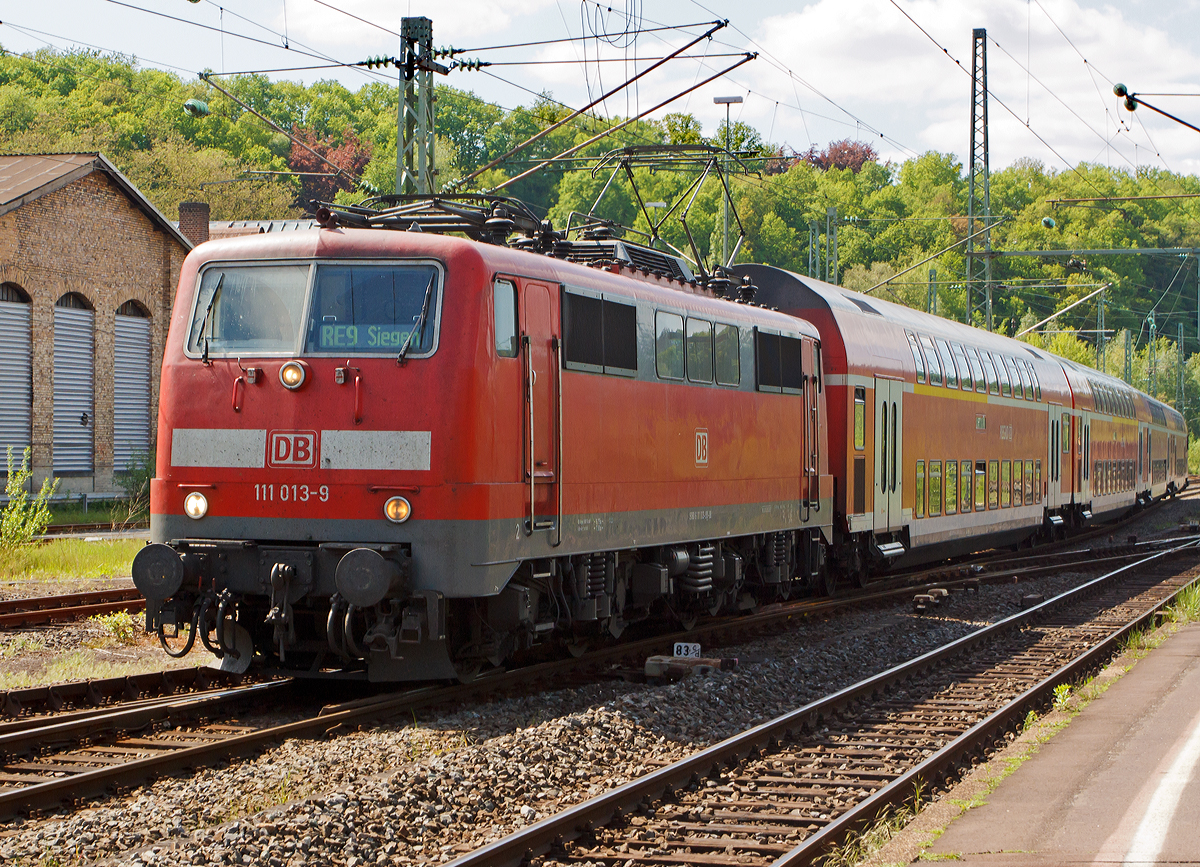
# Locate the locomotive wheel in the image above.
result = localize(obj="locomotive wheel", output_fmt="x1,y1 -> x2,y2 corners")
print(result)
678,612 -> 698,631
818,568 -> 838,597
566,638 -> 590,657
453,659 -> 483,683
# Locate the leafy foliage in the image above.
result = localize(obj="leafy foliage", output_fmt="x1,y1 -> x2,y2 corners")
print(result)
1,447 -> 59,550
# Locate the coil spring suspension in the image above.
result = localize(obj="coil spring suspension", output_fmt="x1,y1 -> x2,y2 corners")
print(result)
680,543 -> 716,594
775,532 -> 789,565
586,552 -> 609,597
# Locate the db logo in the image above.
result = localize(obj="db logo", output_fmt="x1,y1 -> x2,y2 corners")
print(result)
695,428 -> 709,468
268,430 -> 317,468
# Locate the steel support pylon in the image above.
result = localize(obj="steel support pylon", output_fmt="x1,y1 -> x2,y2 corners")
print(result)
398,17 -> 436,195
966,28 -> 993,330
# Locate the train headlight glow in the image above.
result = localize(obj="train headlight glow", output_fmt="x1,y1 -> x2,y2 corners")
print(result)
384,496 -> 411,523
279,361 -> 307,390
183,491 -> 209,520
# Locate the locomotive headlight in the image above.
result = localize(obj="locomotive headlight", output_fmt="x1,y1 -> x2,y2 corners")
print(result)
384,496 -> 411,523
279,360 -> 307,390
183,491 -> 209,520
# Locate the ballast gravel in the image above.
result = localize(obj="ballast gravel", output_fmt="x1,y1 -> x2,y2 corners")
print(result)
0,568 -> 1144,866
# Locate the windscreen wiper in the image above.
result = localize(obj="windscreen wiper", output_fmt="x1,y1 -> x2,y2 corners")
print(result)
197,274 -> 225,365
396,273 -> 436,365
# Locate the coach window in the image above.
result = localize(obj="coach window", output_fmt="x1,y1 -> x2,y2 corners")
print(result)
952,343 -> 973,390
655,311 -> 684,380
965,347 -> 986,393
961,460 -> 973,512
976,461 -> 988,511
906,331 -> 927,384
1012,460 -> 1023,506
853,387 -> 866,449
919,334 -> 943,386
988,460 -> 1000,509
1001,460 -> 1011,507
994,354 -> 1012,397
935,339 -> 957,388
1028,363 -> 1042,400
929,461 -> 942,516
686,317 -> 714,383
715,323 -> 740,385
981,352 -> 1000,395
1035,459 -> 1042,502
1004,357 -> 1023,399
1025,459 -> 1034,504
493,280 -> 518,357
1016,362 -> 1033,400
915,461 -> 925,518
945,460 -> 958,515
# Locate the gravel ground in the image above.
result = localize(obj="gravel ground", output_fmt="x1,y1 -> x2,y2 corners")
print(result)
3,492 -> 1197,867
0,563 -> 1113,867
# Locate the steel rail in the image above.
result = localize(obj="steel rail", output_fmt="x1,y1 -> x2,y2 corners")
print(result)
440,539 -> 1200,867
0,588 -> 144,629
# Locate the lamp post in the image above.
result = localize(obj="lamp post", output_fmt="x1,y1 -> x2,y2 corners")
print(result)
714,95 -> 742,268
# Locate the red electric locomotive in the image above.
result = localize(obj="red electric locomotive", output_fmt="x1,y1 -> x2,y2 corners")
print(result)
134,198 -> 833,681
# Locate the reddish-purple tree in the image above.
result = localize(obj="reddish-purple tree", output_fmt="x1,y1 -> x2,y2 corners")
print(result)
288,126 -> 372,205
800,139 -> 879,173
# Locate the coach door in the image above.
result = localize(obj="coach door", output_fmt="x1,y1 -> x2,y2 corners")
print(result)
522,281 -> 561,540
1047,405 -> 1062,509
873,377 -> 903,531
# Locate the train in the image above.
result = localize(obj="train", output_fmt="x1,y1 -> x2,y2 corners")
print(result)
132,195 -> 1188,681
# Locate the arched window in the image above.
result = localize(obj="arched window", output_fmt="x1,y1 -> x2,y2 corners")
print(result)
0,282 -> 33,461
114,300 -> 152,471
53,292 -> 95,473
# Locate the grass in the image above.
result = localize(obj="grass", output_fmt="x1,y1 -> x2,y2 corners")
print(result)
86,611 -> 140,647
0,538 -> 142,583
48,499 -> 145,527
0,650 -> 168,691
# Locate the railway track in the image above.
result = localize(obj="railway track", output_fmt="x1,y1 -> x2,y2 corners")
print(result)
0,588 -> 144,630
0,533 -> 1189,821
440,540 -> 1200,867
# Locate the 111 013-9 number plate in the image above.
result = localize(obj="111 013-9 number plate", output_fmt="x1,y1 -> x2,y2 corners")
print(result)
254,483 -> 330,503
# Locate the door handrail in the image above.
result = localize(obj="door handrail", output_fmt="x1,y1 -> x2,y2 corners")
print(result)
553,335 -> 563,547
524,333 -> 534,537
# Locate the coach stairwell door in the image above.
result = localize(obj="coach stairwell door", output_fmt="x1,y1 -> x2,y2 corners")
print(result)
522,281 -> 560,538
873,377 -> 903,531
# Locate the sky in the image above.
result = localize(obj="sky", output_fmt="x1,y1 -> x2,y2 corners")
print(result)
2,0 -> 1199,176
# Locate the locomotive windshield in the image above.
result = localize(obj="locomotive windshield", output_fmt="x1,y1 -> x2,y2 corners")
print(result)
304,263 -> 439,355
186,261 -> 441,358
187,265 -> 309,356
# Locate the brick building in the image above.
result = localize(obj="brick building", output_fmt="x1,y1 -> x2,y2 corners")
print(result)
0,153 -> 192,493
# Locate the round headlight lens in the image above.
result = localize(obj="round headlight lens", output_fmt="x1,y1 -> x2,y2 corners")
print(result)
279,361 -> 307,390
183,491 -> 209,520
384,496 -> 411,523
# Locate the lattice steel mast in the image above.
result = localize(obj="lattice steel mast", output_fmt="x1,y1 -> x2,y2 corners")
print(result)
397,17 -> 441,195
966,28 -> 993,330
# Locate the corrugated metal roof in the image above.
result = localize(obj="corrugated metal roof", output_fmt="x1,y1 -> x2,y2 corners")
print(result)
0,154 -> 96,211
0,153 -> 192,250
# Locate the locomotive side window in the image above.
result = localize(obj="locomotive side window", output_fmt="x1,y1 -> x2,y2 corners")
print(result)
686,318 -> 714,383
906,331 -> 926,384
493,279 -> 518,357
935,339 -> 958,388
603,299 -> 637,374
919,335 -> 942,386
306,263 -> 441,354
189,264 -> 311,356
853,387 -> 866,450
754,329 -> 782,392
655,311 -> 684,380
965,347 -> 986,393
715,323 -> 740,386
781,336 -> 804,393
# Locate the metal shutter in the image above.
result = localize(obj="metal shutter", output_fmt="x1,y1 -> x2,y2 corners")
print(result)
53,306 -> 95,473
0,300 -> 32,460
113,314 -> 151,471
